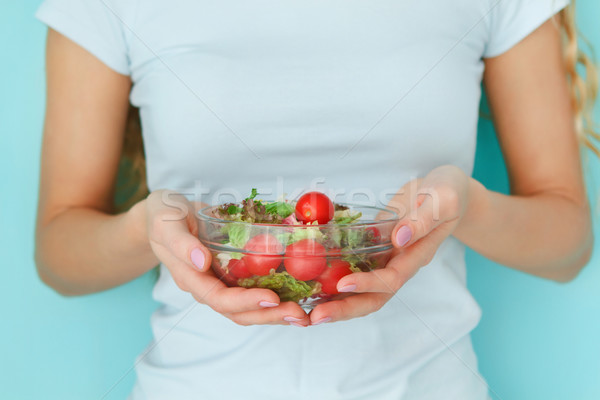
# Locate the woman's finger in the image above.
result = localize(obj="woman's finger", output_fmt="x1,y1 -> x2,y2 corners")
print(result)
339,222 -> 454,293
157,218 -> 212,272
188,274 -> 283,314
225,302 -> 310,327
186,272 -> 282,314
192,285 -> 285,314
158,247 -> 281,313
308,292 -> 393,324
147,190 -> 211,272
392,192 -> 438,249
392,166 -> 468,249
392,177 -> 461,248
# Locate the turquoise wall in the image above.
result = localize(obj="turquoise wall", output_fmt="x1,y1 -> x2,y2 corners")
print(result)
1,1 -> 598,398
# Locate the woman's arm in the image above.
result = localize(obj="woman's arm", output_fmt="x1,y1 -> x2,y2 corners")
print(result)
35,29 -> 311,327
453,17 -> 593,282
308,17 -> 594,324
35,29 -> 159,295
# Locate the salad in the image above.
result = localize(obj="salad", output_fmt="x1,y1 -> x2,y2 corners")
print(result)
204,189 -> 393,304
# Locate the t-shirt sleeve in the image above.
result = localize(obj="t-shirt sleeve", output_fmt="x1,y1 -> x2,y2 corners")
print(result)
35,0 -> 131,75
483,0 -> 570,58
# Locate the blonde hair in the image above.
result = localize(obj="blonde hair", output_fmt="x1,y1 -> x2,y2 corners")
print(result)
113,3 -> 599,212
560,2 -> 599,159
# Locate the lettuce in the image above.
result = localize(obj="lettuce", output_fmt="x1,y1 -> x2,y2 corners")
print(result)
344,255 -> 367,273
222,223 -> 250,248
264,201 -> 294,218
288,224 -> 324,244
216,198 -> 287,224
324,226 -> 342,248
275,232 -> 292,246
226,205 -> 243,215
246,188 -> 259,201
333,210 -> 362,224
344,229 -> 363,249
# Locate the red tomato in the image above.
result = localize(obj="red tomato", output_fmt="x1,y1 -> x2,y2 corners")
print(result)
228,258 -> 252,279
284,239 -> 327,281
317,259 -> 353,295
295,192 -> 335,225
243,234 -> 284,276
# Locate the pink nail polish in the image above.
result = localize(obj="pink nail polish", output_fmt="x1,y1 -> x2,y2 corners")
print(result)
259,301 -> 279,308
290,322 -> 306,328
190,248 -> 205,271
284,316 -> 303,323
395,225 -> 412,247
312,317 -> 332,325
338,284 -> 356,293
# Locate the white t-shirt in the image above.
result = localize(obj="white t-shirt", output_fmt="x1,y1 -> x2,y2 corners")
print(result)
36,1 -> 568,398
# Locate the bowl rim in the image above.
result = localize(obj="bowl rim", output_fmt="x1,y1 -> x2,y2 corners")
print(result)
197,202 -> 399,227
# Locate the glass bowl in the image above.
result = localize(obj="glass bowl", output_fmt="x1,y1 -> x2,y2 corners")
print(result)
197,204 -> 398,309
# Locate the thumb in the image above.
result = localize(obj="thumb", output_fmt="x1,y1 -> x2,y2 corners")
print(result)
392,190 -> 442,248
162,218 -> 212,272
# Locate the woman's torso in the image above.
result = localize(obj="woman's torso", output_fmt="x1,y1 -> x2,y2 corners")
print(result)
128,0 -> 487,197
124,1 -> 489,398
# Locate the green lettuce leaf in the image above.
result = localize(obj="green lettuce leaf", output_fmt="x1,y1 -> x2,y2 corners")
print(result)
333,209 -> 362,224
223,223 -> 250,248
227,205 -> 243,215
288,225 -> 324,244
264,201 -> 294,218
246,188 -> 259,201
334,211 -> 363,225
322,226 -> 342,248
344,255 -> 366,273
275,232 -> 292,246
344,229 -> 363,248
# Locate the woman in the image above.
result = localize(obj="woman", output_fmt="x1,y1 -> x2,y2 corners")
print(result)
34,0 -> 597,398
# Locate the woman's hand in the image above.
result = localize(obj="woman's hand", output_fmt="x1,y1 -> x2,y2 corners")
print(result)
308,165 -> 471,325
142,190 -> 311,327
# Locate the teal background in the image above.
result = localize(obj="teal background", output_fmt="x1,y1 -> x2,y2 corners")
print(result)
1,1 -> 598,399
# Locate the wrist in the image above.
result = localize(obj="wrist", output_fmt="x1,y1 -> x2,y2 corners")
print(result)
122,198 -> 159,266
453,177 -> 490,241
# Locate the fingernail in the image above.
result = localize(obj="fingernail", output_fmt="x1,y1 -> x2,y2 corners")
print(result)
284,316 -> 303,323
290,322 -> 306,328
312,317 -> 331,326
338,284 -> 356,293
190,248 -> 205,271
395,225 -> 412,247
260,301 -> 279,308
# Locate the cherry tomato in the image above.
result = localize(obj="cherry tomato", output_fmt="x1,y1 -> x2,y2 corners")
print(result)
295,191 -> 335,225
317,259 -> 353,295
284,239 -> 327,281
243,234 -> 284,276
228,258 -> 252,279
